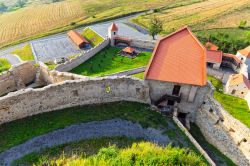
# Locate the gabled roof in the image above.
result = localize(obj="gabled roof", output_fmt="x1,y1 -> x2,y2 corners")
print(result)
205,42 -> 219,51
229,74 -> 250,89
145,26 -> 206,86
238,46 -> 250,58
122,47 -> 135,54
67,30 -> 89,46
109,22 -> 118,32
206,50 -> 222,63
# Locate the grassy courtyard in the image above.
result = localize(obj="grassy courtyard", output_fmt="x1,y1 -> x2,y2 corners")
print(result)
11,44 -> 34,61
14,138 -> 206,166
208,75 -> 250,128
0,101 -> 176,153
0,101 -> 208,165
70,46 -> 152,76
82,27 -> 104,46
0,58 -> 11,73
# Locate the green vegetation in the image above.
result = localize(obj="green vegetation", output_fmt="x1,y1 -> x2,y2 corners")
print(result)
13,137 -> 143,165
190,123 -> 236,166
44,62 -> 57,70
208,75 -> 250,128
0,102 -> 169,153
11,44 -> 34,61
0,58 -> 11,73
82,27 -> 104,46
70,46 -> 151,76
131,72 -> 145,79
148,16 -> 163,40
15,140 -> 206,166
196,28 -> 250,54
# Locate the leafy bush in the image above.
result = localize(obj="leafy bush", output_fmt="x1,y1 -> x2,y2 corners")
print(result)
0,58 -> 11,73
239,20 -> 247,29
43,142 -> 206,166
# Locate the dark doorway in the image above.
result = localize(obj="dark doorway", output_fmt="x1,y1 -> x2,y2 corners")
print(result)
167,100 -> 175,106
231,89 -> 236,95
172,85 -> 181,96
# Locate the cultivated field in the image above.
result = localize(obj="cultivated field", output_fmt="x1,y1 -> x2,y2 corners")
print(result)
0,0 -> 202,48
132,0 -> 250,33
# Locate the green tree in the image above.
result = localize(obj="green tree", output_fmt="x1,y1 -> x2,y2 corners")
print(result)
239,20 -> 247,29
0,2 -> 7,12
148,16 -> 163,40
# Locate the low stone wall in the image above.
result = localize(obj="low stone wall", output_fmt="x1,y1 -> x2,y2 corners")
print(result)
195,83 -> 250,166
55,38 -> 110,72
104,66 -> 146,77
130,38 -> 156,50
207,67 -> 231,84
39,62 -> 87,84
0,76 -> 150,125
173,117 -> 216,166
0,62 -> 37,96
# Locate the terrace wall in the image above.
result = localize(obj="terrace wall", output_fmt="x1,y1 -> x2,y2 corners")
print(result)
195,83 -> 250,166
39,62 -> 87,84
55,38 -> 110,72
0,77 -> 150,125
207,67 -> 231,84
130,39 -> 156,50
0,62 -> 37,96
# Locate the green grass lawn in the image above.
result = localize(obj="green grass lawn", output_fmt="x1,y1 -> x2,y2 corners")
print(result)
82,27 -> 104,46
190,123 -> 236,166
0,102 -> 168,153
14,138 -> 206,166
0,58 -> 11,73
13,137 -> 143,165
11,44 -> 34,61
0,101 -> 207,164
70,46 -> 151,76
208,75 -> 250,128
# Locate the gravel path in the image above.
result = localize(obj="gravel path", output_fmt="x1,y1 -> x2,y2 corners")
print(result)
0,119 -> 169,165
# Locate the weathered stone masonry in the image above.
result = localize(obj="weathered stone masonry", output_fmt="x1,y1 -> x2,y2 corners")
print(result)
0,77 -> 150,124
196,83 -> 250,166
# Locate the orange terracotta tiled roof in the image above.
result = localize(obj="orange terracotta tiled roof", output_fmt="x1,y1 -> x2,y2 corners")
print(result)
109,22 -> 118,32
67,30 -> 89,46
145,26 -> 206,86
223,53 -> 241,64
229,74 -> 250,89
238,46 -> 250,58
122,47 -> 135,54
205,42 -> 219,51
206,50 -> 222,63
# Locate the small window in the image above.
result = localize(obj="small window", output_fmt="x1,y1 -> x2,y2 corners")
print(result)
209,108 -> 213,113
241,92 -> 244,94
231,89 -> 236,95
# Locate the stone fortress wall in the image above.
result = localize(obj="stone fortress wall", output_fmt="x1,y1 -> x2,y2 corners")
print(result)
39,62 -> 87,84
196,82 -> 250,166
0,76 -> 150,125
0,62 -> 37,96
